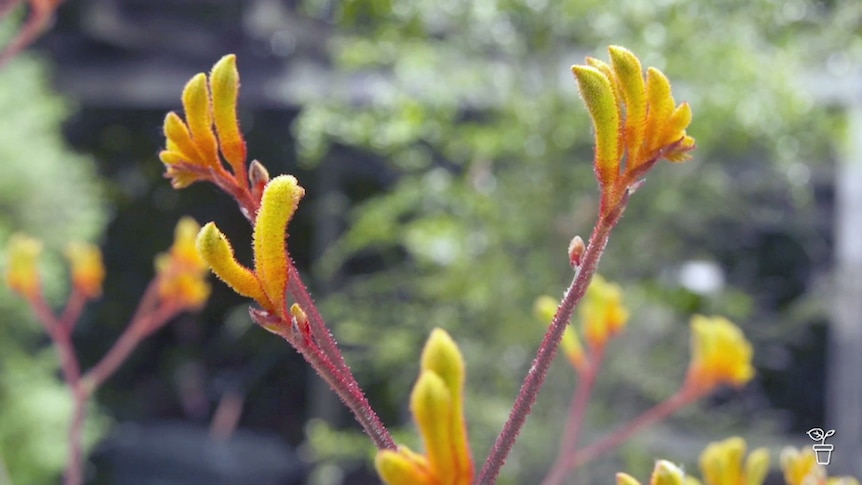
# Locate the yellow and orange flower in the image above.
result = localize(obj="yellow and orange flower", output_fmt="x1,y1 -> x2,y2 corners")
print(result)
155,217 -> 211,310
196,175 -> 305,321
375,328 -> 473,485
684,315 -> 754,394
686,437 -> 770,485
779,447 -> 859,485
4,233 -> 43,300
160,54 -> 247,189
571,46 -> 695,209
66,241 -> 105,299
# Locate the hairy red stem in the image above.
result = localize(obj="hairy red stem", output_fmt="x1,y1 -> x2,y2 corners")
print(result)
477,196 -> 627,484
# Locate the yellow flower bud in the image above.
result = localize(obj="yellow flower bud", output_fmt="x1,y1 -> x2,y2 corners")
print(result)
66,241 -> 105,298
5,234 -> 43,299
651,460 -> 685,485
571,65 -> 621,187
375,447 -> 435,485
252,175 -> 305,319
581,275 -> 629,349
210,54 -> 246,174
196,222 -> 269,308
181,73 -> 219,169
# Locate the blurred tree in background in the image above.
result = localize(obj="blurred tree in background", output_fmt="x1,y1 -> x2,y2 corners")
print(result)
0,17 -> 107,483
1,0 -> 859,483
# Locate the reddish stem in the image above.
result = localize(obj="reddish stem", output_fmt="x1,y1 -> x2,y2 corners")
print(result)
286,263 -> 352,377
541,344 -> 606,485
28,292 -> 86,485
82,300 -> 180,394
568,385 -> 702,470
477,196 -> 627,485
250,309 -> 396,450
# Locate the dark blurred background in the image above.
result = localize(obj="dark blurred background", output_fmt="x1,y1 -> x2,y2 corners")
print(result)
0,0 -> 861,484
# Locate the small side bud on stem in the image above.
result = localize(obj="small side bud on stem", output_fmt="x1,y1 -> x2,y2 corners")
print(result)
568,235 -> 585,269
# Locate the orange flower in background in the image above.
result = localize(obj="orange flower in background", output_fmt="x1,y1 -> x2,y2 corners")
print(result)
155,217 -> 211,310
684,315 -> 754,393
160,54 -> 247,189
196,175 -> 305,320
4,233 -> 43,300
580,275 -> 628,350
66,242 -> 105,299
376,328 -> 474,485
687,437 -> 770,485
571,46 -> 695,210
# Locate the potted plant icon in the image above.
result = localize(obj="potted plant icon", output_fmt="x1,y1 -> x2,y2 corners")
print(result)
806,427 -> 836,465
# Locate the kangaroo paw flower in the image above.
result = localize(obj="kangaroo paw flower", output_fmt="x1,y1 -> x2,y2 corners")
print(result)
376,328 -> 473,485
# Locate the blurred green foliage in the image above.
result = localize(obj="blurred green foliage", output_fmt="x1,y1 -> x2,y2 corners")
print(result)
291,0 -> 858,482
0,19 -> 107,484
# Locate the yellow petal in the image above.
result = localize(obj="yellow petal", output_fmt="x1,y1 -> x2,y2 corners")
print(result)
197,222 -> 269,309
181,73 -> 219,169
745,447 -> 771,485
581,275 -> 629,348
66,241 -> 105,298
618,473 -> 643,485
586,57 -> 623,106
252,175 -> 305,319
163,112 -> 204,166
210,54 -> 247,174
411,370 -> 454,485
571,65 -> 621,187
375,447 -> 436,485
651,460 -> 684,485
609,46 -> 647,163
644,67 -> 676,158
420,328 -> 473,483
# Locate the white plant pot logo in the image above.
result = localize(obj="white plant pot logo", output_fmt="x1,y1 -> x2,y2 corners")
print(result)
806,427 -> 836,465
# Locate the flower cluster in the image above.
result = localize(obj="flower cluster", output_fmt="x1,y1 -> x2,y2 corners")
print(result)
684,315 -> 755,394
571,45 -> 695,213
375,328 -> 473,485
154,217 -> 212,311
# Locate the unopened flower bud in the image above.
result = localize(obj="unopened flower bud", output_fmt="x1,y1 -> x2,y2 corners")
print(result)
568,235 -> 585,269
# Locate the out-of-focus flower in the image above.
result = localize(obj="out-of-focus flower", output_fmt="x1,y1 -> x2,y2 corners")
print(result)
580,275 -> 628,349
160,54 -> 247,188
684,315 -> 754,393
5,233 -> 43,300
66,242 -> 105,298
196,175 -> 305,320
685,437 -> 769,485
617,460 -> 685,485
156,217 -> 211,310
571,46 -> 695,210
535,295 -> 586,371
375,328 -> 473,485
779,447 -> 858,485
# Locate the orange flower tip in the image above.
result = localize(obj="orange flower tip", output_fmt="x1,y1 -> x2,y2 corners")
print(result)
420,328 -> 465,392
568,235 -> 585,269
5,233 -> 43,299
571,64 -> 621,186
66,241 -> 105,298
